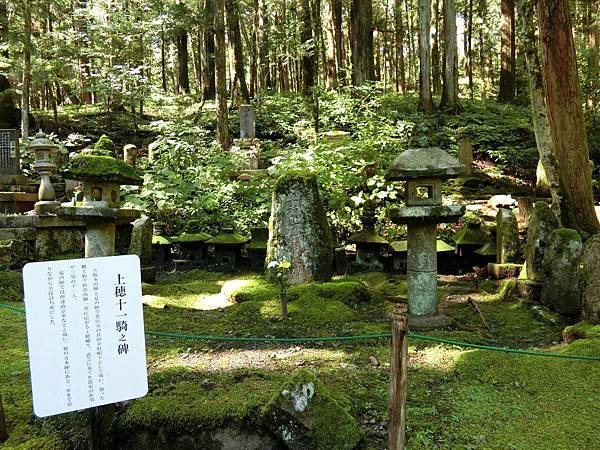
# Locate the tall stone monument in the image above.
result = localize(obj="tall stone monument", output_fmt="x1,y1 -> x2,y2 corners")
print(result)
267,172 -> 333,285
386,147 -> 465,329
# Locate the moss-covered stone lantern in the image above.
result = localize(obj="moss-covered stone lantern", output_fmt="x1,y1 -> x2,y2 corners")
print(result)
206,228 -> 249,271
246,227 -> 268,271
61,139 -> 142,257
30,131 -> 60,214
348,201 -> 388,271
152,222 -> 174,270
172,230 -> 212,268
386,147 -> 466,329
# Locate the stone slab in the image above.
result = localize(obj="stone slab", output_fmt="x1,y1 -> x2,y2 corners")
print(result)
389,205 -> 465,225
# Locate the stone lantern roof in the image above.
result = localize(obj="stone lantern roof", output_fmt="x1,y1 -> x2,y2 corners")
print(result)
452,222 -> 489,246
386,147 -> 465,180
63,149 -> 142,186
390,239 -> 454,253
174,231 -> 212,243
206,228 -> 250,246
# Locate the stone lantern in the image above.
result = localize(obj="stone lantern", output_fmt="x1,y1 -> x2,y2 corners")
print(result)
206,228 -> 250,271
61,146 -> 142,257
348,201 -> 388,271
30,131 -> 61,214
386,147 -> 466,329
246,227 -> 269,271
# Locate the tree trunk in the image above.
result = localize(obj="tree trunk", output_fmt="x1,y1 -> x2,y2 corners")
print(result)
350,0 -> 374,86
0,0 -> 8,60
518,0 -> 560,210
176,31 -> 191,94
538,0 -> 600,234
586,0 -> 599,113
498,0 -> 516,102
407,0 -> 415,89
22,0 -> 32,138
467,0 -> 473,97
300,0 -> 315,93
215,0 -> 229,149
77,0 -> 92,104
431,0 -> 441,95
258,0 -> 271,91
325,0 -> 338,89
225,0 -> 251,102
331,0 -> 345,85
203,0 -> 216,100
478,0 -> 490,98
394,0 -> 406,92
249,0 -> 259,96
440,0 -> 458,110
418,0 -> 433,111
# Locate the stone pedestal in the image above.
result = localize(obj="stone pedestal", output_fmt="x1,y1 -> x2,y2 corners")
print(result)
85,223 -> 116,257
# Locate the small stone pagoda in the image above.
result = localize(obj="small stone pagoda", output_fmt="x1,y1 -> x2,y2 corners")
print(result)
348,201 -> 388,271
386,147 -> 465,329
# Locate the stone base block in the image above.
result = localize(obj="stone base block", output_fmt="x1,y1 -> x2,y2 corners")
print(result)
141,266 -> 156,283
516,279 -> 542,303
487,263 -> 523,279
408,313 -> 453,330
35,200 -> 61,215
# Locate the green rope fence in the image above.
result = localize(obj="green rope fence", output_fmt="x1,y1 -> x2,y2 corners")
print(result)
2,302 -> 600,362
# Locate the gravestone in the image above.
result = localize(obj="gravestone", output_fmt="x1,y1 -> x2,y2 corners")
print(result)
581,234 -> 600,323
458,136 -> 473,176
267,172 -> 333,285
496,208 -> 520,263
130,216 -> 155,283
239,105 -> 256,139
525,201 -> 558,281
541,228 -> 582,316
0,129 -> 19,175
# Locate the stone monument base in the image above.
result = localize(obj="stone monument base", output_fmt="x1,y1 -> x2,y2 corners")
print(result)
34,200 -> 61,215
0,192 -> 38,213
408,313 -> 453,330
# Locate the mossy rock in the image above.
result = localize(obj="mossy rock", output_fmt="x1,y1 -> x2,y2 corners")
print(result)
525,201 -> 559,281
173,232 -> 212,243
92,134 -> 117,156
262,369 -> 363,450
562,321 -> 600,343
63,154 -> 143,185
108,369 -> 361,450
268,171 -> 334,285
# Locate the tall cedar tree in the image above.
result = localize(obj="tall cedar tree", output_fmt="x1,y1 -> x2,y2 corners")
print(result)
497,0 -> 516,102
215,0 -> 229,149
537,0 -> 600,234
350,0 -> 374,86
418,0 -> 433,111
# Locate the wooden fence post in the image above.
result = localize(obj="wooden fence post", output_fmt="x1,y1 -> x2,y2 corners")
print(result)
0,392 -> 8,443
388,313 -> 408,450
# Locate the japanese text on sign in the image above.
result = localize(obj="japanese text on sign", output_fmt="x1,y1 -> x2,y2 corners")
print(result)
23,255 -> 148,417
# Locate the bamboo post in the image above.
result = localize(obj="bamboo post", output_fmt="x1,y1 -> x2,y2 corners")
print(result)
0,392 -> 8,443
388,313 -> 409,450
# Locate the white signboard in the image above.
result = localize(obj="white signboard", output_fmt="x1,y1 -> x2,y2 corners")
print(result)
23,255 -> 148,417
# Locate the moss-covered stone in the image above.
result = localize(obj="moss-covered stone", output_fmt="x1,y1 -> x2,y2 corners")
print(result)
541,228 -> 582,316
348,230 -> 388,245
173,232 -> 212,243
63,154 -> 143,185
263,370 -> 363,450
152,235 -> 172,246
453,223 -> 489,245
496,208 -> 521,263
206,229 -> 249,245
562,321 -> 600,343
581,234 -> 600,323
268,172 -> 333,284
525,201 -> 559,281
92,134 -> 117,156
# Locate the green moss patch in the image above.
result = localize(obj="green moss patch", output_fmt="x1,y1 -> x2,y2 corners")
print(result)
63,154 -> 142,185
563,321 -> 600,343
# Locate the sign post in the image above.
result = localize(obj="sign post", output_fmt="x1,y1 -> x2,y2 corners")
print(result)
22,255 -> 148,446
0,393 -> 7,443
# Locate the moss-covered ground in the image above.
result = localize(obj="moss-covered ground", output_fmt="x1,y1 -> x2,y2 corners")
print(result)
1,269 -> 599,449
